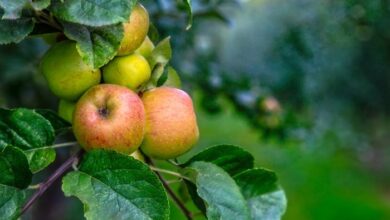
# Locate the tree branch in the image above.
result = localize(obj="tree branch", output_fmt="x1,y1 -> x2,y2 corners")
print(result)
145,157 -> 193,220
20,150 -> 84,216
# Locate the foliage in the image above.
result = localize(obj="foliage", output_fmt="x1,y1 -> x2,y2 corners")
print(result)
0,0 -> 286,219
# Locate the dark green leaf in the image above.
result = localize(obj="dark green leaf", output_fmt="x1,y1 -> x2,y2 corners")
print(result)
184,180 -> 206,214
148,23 -> 160,44
50,0 -> 136,27
0,0 -> 28,19
148,37 -> 172,68
234,169 -> 287,220
36,109 -> 71,135
0,108 -> 56,173
0,146 -> 32,189
62,150 -> 170,220
185,161 -> 251,220
156,68 -> 168,87
0,184 -> 27,219
184,145 -> 254,176
0,18 -> 34,44
0,108 -> 55,150
62,21 -> 124,68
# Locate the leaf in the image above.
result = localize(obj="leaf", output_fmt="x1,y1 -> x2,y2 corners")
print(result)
0,146 -> 32,189
0,184 -> 27,219
185,161 -> 251,220
0,108 -> 56,173
156,68 -> 169,87
62,150 -> 170,220
182,0 -> 193,30
148,23 -> 160,45
50,0 -> 136,27
62,21 -> 124,68
148,37 -> 172,68
0,0 -> 28,19
0,146 -> 30,218
0,18 -> 34,44
0,108 -> 55,150
184,145 -> 254,176
154,66 -> 181,88
36,109 -> 71,135
24,148 -> 55,173
30,0 -> 51,10
234,169 -> 287,220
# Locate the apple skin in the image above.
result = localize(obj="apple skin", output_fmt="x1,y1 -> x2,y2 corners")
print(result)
141,87 -> 199,159
117,4 -> 149,56
73,84 -> 145,154
103,54 -> 151,90
40,41 -> 101,101
135,36 -> 155,58
58,99 -> 76,123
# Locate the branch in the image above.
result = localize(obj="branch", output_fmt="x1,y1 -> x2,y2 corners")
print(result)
145,157 -> 193,220
20,150 -> 84,216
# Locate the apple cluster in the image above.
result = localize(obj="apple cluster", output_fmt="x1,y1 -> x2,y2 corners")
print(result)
40,4 -> 199,160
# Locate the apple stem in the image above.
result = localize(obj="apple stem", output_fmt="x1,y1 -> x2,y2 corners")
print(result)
19,150 -> 84,217
145,157 -> 194,220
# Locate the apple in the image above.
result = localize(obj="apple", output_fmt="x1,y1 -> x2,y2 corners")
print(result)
135,36 -> 155,58
103,54 -> 151,91
58,99 -> 76,123
117,4 -> 149,56
40,40 -> 101,101
73,84 -> 145,154
141,87 -> 199,159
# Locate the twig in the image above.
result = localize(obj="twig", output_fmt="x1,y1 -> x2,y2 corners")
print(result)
149,166 -> 190,181
146,157 -> 193,220
20,150 -> 84,216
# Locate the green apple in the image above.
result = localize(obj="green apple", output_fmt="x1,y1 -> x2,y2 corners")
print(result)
103,54 -> 151,90
117,4 -> 149,56
40,40 -> 101,101
141,87 -> 199,159
58,99 -> 76,123
73,84 -> 145,154
135,36 -> 155,58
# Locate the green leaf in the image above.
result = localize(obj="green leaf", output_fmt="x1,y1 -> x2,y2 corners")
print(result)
0,184 -> 27,219
50,0 -> 136,27
30,0 -> 51,10
0,0 -> 28,19
36,109 -> 71,135
0,18 -> 34,44
62,21 -> 124,68
156,68 -> 169,87
0,146 -> 32,189
24,148 -> 55,173
148,37 -> 172,68
148,23 -> 160,44
0,108 -> 56,173
186,161 -> 251,220
182,0 -> 193,30
155,66 -> 181,88
0,108 -> 55,150
234,169 -> 287,220
62,150 -> 170,220
184,145 -> 254,176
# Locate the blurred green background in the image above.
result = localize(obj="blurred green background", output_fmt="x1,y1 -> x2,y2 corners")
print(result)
1,0 -> 390,219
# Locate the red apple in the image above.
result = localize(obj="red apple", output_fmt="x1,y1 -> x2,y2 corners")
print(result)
73,84 -> 145,154
141,87 -> 199,159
